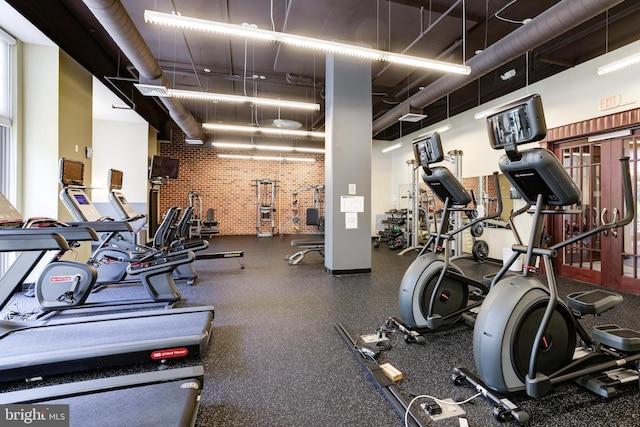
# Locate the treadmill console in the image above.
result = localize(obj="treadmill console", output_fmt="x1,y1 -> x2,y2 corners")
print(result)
109,190 -> 137,220
0,192 -> 23,227
62,188 -> 102,222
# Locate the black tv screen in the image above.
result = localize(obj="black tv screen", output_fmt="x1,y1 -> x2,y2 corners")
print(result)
149,155 -> 179,180
108,169 -> 123,191
486,94 -> 547,149
59,158 -> 84,186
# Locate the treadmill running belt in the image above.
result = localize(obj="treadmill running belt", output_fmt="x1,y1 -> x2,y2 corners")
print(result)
0,366 -> 204,427
0,310 -> 213,382
42,378 -> 201,427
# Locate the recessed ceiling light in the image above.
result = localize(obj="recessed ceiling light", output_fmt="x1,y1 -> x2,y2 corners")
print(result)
203,68 -> 211,73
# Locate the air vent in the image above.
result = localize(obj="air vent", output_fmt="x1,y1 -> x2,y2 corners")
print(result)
134,84 -> 170,97
398,113 -> 427,122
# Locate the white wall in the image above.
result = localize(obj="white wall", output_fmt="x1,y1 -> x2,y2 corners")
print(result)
20,44 -> 59,219
91,120 -> 149,202
91,77 -> 149,217
371,139 -> 393,235
382,39 -> 640,259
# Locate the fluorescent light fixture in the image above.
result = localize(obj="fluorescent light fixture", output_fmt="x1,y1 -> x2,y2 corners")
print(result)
381,143 -> 402,153
598,52 -> 640,75
473,95 -> 531,120
203,123 -> 325,139
212,142 -> 324,153
217,154 -> 315,162
434,124 -> 452,133
416,124 -> 452,139
587,129 -> 631,142
134,85 -> 319,111
144,10 -> 471,75
185,139 -> 204,145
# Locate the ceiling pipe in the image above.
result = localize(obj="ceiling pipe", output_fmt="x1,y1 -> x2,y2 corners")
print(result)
83,0 -> 204,141
372,0 -> 627,136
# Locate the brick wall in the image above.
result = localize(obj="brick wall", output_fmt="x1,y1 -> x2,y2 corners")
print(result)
159,132 -> 325,236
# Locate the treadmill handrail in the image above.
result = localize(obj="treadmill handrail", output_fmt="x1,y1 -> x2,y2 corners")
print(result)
0,230 -> 69,252
66,220 -> 134,233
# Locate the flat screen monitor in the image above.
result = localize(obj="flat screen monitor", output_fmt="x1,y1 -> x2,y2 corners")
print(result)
149,155 -> 179,180
59,158 -> 85,186
108,169 -> 124,191
486,94 -> 546,149
412,132 -> 444,168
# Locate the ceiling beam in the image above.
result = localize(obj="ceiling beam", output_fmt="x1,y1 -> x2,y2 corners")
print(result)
388,0 -> 480,22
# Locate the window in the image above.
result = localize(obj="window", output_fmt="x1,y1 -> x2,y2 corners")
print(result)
0,27 -> 15,275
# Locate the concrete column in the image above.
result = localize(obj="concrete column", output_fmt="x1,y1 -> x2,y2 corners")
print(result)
324,53 -> 372,274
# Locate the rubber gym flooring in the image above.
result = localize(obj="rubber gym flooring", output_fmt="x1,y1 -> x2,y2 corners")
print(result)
4,234 -> 640,426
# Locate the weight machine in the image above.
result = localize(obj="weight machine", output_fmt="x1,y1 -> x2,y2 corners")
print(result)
188,191 -> 220,238
186,190 -> 244,268
398,159 -> 434,255
252,179 -> 280,237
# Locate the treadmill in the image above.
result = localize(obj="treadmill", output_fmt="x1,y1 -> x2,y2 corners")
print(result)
0,194 -> 214,383
0,366 -> 205,427
58,158 -> 194,302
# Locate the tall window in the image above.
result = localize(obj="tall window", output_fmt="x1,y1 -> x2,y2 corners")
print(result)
0,27 -> 16,275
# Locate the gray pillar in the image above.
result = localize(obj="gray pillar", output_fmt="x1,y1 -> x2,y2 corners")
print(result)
324,53 -> 372,274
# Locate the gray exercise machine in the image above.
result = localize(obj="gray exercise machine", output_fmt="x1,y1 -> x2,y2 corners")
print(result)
396,131 -> 520,335
0,366 -> 205,427
59,159 -> 195,300
253,179 -> 279,237
0,199 -> 214,382
452,94 -> 639,423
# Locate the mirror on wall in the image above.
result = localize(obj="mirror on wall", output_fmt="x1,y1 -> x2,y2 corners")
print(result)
461,174 -> 517,225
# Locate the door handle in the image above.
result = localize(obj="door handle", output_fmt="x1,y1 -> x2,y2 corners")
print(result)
593,206 -> 599,227
611,208 -> 619,238
601,208 -> 608,236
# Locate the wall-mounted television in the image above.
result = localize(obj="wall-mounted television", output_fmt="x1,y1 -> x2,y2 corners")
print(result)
486,94 -> 546,149
149,155 -> 179,180
108,169 -> 124,191
59,158 -> 85,186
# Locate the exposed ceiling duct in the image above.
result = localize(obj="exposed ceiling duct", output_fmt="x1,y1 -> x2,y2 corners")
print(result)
83,0 -> 204,141
372,0 -> 627,137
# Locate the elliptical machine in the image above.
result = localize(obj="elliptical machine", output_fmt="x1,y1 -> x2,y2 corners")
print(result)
452,94 -> 638,423
394,131 -> 524,339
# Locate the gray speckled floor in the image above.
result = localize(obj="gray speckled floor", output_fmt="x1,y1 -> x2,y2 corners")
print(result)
180,235 -> 640,426
4,234 -> 640,426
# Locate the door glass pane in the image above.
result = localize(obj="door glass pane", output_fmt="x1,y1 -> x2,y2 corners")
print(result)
622,138 -> 639,279
561,143 -> 601,271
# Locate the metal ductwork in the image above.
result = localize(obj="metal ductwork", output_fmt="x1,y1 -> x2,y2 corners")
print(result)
83,0 -> 204,141
372,0 -> 626,136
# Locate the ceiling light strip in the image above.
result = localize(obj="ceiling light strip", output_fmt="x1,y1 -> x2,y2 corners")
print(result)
597,52 -> 640,75
203,123 -> 325,139
168,88 -> 320,111
144,10 -> 471,75
212,142 -> 325,153
217,154 -> 315,162
381,143 -> 402,153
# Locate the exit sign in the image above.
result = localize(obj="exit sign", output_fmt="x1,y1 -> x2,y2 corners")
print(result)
599,93 -> 636,111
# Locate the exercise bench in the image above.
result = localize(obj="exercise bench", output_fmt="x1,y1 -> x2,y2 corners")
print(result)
285,237 -> 324,265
